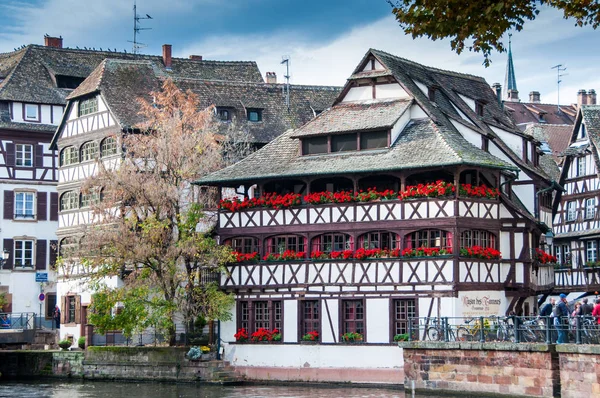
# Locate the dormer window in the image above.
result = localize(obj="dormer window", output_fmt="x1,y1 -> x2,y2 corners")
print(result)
302,136 -> 328,155
24,104 -> 40,122
475,101 -> 484,117
581,124 -> 587,139
360,130 -> 388,150
216,107 -> 231,121
247,109 -> 262,122
332,134 -> 357,152
301,130 -> 389,156
428,87 -> 436,102
482,136 -> 489,152
79,97 -> 98,117
56,75 -> 85,89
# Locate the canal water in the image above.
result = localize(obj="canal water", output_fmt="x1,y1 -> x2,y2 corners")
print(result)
0,380 -> 444,398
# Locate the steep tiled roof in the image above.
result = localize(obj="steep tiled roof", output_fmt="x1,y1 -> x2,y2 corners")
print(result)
60,59 -> 340,143
197,118 -> 516,185
291,99 -> 410,138
524,124 -> 572,165
582,105 -> 600,133
505,102 -> 577,129
0,44 -> 263,105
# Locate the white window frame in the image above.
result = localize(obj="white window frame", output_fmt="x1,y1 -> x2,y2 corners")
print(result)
586,197 -> 597,219
15,144 -> 33,167
564,245 -> 570,265
566,201 -> 577,222
14,239 -> 34,268
587,240 -> 597,263
554,246 -> 561,265
24,104 -> 39,121
60,191 -> 79,211
60,146 -> 78,166
101,137 -> 118,157
577,156 -> 586,176
79,97 -> 98,117
14,191 -> 35,219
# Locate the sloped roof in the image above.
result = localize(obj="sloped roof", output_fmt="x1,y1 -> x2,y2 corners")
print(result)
0,44 -> 263,105
524,124 -> 573,165
197,118 -> 516,185
58,59 -> 341,143
291,98 -> 410,138
505,102 -> 577,129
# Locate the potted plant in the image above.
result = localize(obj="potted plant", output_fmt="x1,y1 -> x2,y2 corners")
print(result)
186,346 -> 202,361
77,336 -> 86,349
234,328 -> 248,343
58,339 -> 72,350
301,330 -> 319,344
340,332 -> 363,343
393,333 -> 409,342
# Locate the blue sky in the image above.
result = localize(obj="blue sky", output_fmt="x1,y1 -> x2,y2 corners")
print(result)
1,0 -> 599,105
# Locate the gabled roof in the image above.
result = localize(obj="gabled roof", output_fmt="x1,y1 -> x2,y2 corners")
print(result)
524,124 -> 573,165
505,102 -> 577,129
0,44 -> 263,105
291,98 -> 411,138
55,59 -> 341,144
197,118 -> 516,185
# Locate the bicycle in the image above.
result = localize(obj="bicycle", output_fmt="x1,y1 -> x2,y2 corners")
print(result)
426,317 -> 469,342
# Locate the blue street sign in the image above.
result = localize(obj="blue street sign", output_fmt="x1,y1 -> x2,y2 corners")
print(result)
35,272 -> 48,282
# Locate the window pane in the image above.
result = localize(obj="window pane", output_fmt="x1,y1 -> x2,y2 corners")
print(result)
25,105 -> 38,119
360,130 -> 387,150
331,134 -> 357,152
302,137 -> 328,155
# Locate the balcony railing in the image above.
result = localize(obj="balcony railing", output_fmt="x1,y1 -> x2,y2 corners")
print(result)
219,197 -> 499,229
555,267 -> 600,291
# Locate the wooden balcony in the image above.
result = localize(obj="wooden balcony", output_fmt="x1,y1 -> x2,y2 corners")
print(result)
221,257 -> 516,295
529,264 -> 555,292
218,198 -> 499,230
554,267 -> 600,293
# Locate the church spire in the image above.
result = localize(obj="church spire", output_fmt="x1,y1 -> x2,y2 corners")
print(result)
503,34 -> 519,102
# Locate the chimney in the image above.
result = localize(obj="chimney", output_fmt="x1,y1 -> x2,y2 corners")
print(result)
578,89 -> 588,107
162,44 -> 172,70
189,55 -> 203,61
589,89 -> 597,105
529,91 -> 541,103
507,89 -> 520,102
266,72 -> 277,84
491,83 -> 502,107
44,35 -> 63,49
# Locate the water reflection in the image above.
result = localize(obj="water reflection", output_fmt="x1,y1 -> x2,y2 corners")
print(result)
0,381 -> 439,398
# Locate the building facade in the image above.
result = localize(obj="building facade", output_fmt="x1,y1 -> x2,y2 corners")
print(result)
199,49 -> 557,383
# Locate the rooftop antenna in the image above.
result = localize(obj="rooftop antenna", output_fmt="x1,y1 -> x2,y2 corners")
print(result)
551,64 -> 567,112
128,0 -> 152,54
281,56 -> 290,110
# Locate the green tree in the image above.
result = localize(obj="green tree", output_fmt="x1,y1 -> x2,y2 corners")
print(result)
61,80 -> 237,345
389,0 -> 600,65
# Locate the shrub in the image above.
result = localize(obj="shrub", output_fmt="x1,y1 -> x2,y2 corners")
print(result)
58,339 -> 72,350
77,336 -> 86,349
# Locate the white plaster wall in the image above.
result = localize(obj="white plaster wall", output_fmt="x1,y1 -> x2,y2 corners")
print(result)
224,344 -> 403,369
512,184 -> 535,214
413,80 -> 428,96
490,126 -> 523,159
450,120 -> 481,147
458,94 -> 476,111
409,104 -> 427,119
322,299 -> 338,343
375,83 -> 409,100
342,87 -> 372,102
366,298 -> 389,343
390,108 -> 411,144
283,300 -> 297,343
10,102 -> 60,125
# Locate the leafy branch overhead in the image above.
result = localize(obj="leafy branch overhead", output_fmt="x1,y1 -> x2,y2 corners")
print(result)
388,0 -> 600,66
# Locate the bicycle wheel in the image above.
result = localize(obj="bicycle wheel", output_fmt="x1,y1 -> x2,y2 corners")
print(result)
496,327 -> 506,341
456,327 -> 469,341
427,327 -> 440,341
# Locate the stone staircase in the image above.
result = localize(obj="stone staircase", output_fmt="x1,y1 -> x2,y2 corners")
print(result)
205,360 -> 245,385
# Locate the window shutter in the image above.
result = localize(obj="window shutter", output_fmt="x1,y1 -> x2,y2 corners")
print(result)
35,145 -> 44,168
61,296 -> 67,324
36,239 -> 47,270
3,191 -> 14,220
75,295 -> 82,324
49,240 -> 58,269
5,143 -> 14,166
50,192 -> 58,221
37,192 -> 47,221
2,238 -> 13,269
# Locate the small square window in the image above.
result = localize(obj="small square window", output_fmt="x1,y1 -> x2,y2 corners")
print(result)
79,97 -> 98,117
25,104 -> 39,121
16,144 -> 33,167
247,109 -> 262,122
14,240 -> 34,267
216,107 -> 231,121
15,192 -> 35,219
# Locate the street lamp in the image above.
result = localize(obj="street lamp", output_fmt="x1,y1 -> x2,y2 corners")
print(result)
545,231 -> 554,247
0,249 -> 8,267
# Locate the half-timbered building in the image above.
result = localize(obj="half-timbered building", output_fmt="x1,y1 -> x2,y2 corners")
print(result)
51,51 -> 340,342
198,49 -> 558,384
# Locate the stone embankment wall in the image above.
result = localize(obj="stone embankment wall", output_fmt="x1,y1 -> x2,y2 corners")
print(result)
0,347 -> 237,383
401,342 -> 600,398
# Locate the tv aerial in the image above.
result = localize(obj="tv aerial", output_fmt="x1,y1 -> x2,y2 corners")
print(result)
128,1 -> 152,54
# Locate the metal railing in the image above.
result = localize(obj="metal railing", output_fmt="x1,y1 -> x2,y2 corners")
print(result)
407,316 -> 600,345
0,312 -> 36,330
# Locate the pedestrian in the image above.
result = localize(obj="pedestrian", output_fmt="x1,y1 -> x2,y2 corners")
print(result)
570,302 -> 582,329
0,314 -> 10,328
555,293 -> 570,344
581,298 -> 593,316
592,299 -> 600,325
53,306 -> 60,329
540,299 -> 555,317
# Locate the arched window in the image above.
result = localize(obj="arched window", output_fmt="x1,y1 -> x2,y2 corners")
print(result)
60,146 -> 78,166
59,237 -> 78,257
311,233 -> 353,253
80,188 -> 101,208
60,191 -> 79,211
80,141 -> 98,161
358,231 -> 399,250
226,237 -> 259,254
266,235 -> 306,254
460,230 -> 496,248
101,136 -> 118,157
405,229 -> 452,250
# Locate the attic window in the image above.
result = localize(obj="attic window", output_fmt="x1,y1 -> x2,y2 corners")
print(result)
581,124 -> 587,139
482,136 -> 489,152
79,97 -> 98,117
475,102 -> 484,117
24,104 -> 39,122
332,134 -> 357,152
360,130 -> 388,150
56,75 -> 85,89
216,107 -> 231,121
428,87 -> 436,102
302,136 -> 328,155
247,109 -> 262,122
